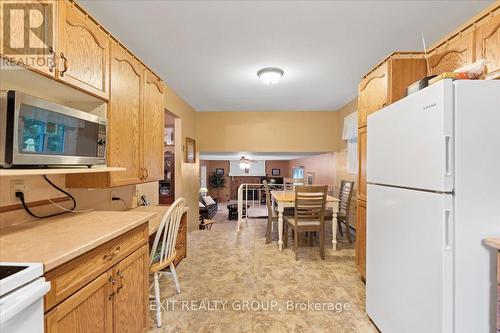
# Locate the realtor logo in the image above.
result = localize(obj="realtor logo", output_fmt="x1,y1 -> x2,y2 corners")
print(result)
2,2 -> 53,55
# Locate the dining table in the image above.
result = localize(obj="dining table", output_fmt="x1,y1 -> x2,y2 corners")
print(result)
270,190 -> 340,251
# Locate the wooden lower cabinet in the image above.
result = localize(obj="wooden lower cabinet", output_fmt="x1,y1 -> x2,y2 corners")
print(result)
45,268 -> 114,333
113,245 -> 149,333
355,199 -> 367,280
45,228 -> 149,333
174,212 -> 187,266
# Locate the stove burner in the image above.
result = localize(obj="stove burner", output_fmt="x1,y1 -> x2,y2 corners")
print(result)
0,265 -> 28,280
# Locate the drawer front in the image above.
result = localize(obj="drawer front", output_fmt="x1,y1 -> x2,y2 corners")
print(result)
44,223 -> 148,311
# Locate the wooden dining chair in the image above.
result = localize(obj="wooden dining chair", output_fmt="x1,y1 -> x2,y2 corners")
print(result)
149,198 -> 185,327
284,185 -> 328,260
263,180 -> 278,244
337,180 -> 355,242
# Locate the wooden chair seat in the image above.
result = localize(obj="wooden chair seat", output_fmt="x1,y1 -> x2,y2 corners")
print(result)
285,218 -> 320,227
199,215 -> 216,230
150,251 -> 176,273
203,219 -> 216,226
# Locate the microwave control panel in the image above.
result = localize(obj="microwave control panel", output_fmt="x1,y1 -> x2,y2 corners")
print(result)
97,124 -> 106,158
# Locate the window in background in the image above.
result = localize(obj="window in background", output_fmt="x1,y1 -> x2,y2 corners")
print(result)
343,112 -> 358,174
292,166 -> 305,185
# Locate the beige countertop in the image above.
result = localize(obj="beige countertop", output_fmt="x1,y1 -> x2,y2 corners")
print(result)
0,210 -> 155,272
485,238 -> 500,250
130,205 -> 171,236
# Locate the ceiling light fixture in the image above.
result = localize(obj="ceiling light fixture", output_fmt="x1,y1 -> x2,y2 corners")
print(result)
257,67 -> 284,85
239,156 -> 252,170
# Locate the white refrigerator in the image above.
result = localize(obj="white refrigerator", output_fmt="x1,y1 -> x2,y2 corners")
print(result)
366,79 -> 500,333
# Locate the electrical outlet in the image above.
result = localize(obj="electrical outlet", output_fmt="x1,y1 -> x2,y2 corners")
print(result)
10,179 -> 25,201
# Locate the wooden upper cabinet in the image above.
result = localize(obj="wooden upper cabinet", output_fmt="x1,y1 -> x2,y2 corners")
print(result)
45,270 -> 113,333
358,62 -> 388,128
58,0 -> 110,99
0,0 -> 57,76
108,42 -> 143,187
357,54 -> 426,128
428,31 -> 474,75
475,10 -> 500,79
142,70 -> 165,182
112,245 -> 148,333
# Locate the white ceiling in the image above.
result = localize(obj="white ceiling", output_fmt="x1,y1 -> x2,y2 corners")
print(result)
199,152 -> 320,161
80,0 -> 491,112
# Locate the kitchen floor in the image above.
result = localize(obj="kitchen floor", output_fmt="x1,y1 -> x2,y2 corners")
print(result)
149,205 -> 376,332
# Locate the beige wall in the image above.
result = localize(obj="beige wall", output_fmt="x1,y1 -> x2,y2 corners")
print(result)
333,98 -> 358,191
288,153 -> 336,186
265,160 -> 290,178
196,111 -> 340,153
0,175 -> 158,228
164,85 -> 200,231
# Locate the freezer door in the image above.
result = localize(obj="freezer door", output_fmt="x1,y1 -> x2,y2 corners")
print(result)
366,184 -> 453,333
367,80 -> 453,192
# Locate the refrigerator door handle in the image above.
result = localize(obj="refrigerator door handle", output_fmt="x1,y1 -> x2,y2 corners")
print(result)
444,136 -> 451,176
444,209 -> 452,251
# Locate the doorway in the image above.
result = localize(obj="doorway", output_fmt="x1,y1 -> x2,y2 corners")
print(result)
159,110 -> 177,204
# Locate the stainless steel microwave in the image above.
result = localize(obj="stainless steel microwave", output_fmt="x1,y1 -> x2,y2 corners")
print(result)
0,91 -> 107,167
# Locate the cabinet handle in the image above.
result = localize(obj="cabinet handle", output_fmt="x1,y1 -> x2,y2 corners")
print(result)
108,276 -> 116,284
108,291 -> 115,300
116,270 -> 124,293
59,52 -> 68,77
48,47 -> 56,72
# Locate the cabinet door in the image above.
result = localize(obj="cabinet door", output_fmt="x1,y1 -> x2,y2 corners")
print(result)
357,126 -> 367,202
355,199 -> 367,280
108,42 -> 142,187
45,270 -> 113,333
0,0 -> 57,76
475,12 -> 500,79
142,69 -> 165,182
428,32 -> 474,75
174,212 -> 187,265
57,0 -> 109,99
113,244 -> 149,333
358,62 -> 388,128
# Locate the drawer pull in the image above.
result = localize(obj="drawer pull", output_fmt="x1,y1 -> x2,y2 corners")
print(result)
103,246 -> 121,260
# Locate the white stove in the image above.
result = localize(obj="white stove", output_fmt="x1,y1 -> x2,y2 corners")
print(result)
0,262 -> 51,333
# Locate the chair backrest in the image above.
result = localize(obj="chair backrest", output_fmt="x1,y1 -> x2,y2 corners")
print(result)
149,198 -> 186,265
338,180 -> 354,216
294,185 -> 328,224
262,180 -> 274,220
